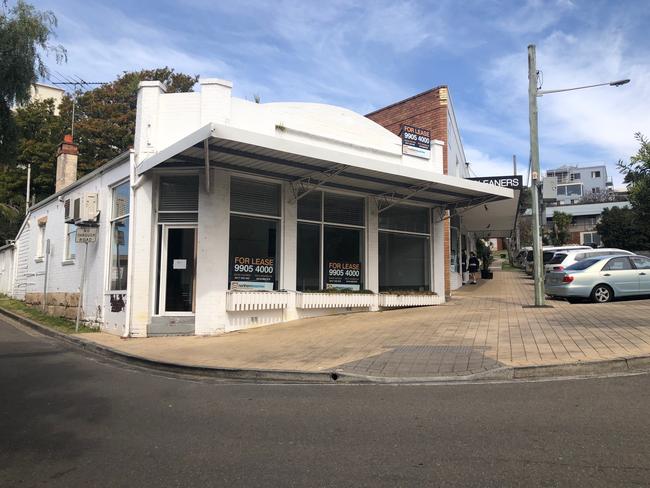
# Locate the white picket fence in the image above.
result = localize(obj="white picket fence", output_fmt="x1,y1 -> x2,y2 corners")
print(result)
225,291 -> 289,311
295,293 -> 376,309
378,294 -> 443,308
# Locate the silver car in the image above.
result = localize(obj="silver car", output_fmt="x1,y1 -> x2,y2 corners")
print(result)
545,254 -> 650,303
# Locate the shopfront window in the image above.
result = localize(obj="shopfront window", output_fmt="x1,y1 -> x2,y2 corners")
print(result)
109,181 -> 130,291
229,177 -> 281,291
378,204 -> 430,291
297,191 -> 365,291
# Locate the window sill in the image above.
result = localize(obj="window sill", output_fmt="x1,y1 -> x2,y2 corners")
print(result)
34,257 -> 43,263
62,259 -> 76,266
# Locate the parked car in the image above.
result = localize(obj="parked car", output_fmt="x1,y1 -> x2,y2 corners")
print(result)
524,245 -> 591,275
545,254 -> 650,303
544,248 -> 635,274
514,247 -> 531,268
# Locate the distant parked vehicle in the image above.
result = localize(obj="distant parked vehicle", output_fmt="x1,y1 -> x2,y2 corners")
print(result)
515,247 -> 531,268
545,254 -> 650,303
544,248 -> 635,274
524,245 -> 591,275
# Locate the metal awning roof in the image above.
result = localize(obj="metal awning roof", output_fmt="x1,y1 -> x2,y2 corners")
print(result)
137,123 -> 514,208
457,189 -> 521,237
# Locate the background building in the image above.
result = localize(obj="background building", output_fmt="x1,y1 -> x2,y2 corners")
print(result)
546,164 -> 613,205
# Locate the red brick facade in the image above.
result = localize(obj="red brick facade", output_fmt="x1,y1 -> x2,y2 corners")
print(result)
366,87 -> 452,296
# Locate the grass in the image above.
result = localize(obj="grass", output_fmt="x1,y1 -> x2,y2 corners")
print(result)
0,294 -> 98,334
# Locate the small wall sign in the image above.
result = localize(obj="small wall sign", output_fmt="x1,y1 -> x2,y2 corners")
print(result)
75,226 -> 98,243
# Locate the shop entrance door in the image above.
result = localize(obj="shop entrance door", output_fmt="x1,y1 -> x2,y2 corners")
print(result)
161,226 -> 196,313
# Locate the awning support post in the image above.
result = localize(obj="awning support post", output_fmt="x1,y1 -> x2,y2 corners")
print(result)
203,139 -> 211,193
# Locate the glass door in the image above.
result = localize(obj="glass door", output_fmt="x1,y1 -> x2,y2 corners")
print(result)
160,226 -> 196,313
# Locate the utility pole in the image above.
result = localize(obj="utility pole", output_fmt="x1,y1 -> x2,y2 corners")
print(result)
25,163 -> 31,214
513,155 -> 520,251
527,45 -> 546,307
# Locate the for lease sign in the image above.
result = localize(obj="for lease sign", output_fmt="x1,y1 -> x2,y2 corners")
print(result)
230,256 -> 275,291
401,125 -> 431,159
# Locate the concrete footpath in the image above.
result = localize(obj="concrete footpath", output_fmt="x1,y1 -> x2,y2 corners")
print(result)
4,270 -> 650,382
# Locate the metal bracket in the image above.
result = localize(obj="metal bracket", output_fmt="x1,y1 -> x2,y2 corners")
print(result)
376,183 -> 432,213
290,164 -> 349,201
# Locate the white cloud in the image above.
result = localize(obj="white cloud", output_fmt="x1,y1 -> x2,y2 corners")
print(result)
464,146 -> 526,180
476,27 -> 650,185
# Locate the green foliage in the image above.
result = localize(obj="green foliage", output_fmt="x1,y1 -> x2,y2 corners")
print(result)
618,132 -> 650,243
59,67 -> 198,176
0,294 -> 97,334
596,206 -> 647,250
549,211 -> 572,246
0,0 -> 65,162
475,238 -> 493,271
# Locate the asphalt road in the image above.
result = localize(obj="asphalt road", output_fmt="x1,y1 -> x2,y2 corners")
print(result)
2,318 -> 650,487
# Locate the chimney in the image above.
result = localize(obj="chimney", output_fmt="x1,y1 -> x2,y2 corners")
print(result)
55,134 -> 78,193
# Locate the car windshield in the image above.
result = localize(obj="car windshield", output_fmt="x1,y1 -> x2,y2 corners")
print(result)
565,257 -> 602,271
548,253 -> 567,265
526,251 -> 533,261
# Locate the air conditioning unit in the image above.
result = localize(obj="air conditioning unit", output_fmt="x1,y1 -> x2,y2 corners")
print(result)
66,193 -> 99,223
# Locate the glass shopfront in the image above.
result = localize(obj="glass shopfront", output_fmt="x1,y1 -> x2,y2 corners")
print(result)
378,204 -> 430,291
228,177 -> 281,291
297,191 -> 365,291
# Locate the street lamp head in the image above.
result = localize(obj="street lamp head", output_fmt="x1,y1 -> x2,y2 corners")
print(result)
610,79 -> 630,87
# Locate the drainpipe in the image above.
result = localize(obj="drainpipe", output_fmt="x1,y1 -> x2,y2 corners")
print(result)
122,149 -> 138,338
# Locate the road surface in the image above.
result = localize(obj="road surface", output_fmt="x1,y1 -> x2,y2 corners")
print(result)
1,317 -> 649,487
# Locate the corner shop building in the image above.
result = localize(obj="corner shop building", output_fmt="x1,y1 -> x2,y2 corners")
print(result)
8,78 -> 514,337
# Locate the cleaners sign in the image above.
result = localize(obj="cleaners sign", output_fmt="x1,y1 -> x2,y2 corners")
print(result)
401,125 -> 431,159
325,261 -> 361,291
467,175 -> 523,189
230,256 -> 275,291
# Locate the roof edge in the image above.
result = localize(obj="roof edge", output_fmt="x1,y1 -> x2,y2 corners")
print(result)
365,85 -> 448,117
28,150 -> 130,213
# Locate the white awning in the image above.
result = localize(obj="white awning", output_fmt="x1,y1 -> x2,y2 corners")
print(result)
457,189 -> 521,237
137,123 -> 514,208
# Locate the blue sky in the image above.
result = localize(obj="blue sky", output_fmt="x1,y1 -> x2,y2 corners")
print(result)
32,0 -> 650,186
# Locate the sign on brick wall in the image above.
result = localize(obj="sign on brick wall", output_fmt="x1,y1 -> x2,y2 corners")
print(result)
401,125 -> 431,159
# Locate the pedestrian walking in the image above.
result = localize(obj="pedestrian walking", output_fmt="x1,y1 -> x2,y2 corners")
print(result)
468,252 -> 479,284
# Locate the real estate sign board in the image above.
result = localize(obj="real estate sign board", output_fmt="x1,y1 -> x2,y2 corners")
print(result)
325,261 -> 361,291
230,256 -> 275,291
401,125 -> 431,159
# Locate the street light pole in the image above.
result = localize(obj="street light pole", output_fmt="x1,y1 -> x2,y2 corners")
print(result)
526,44 -> 630,308
528,45 -> 545,306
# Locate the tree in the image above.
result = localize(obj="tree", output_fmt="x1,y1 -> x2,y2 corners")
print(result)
58,68 -> 198,176
618,132 -> 650,243
596,206 -> 647,250
0,0 -> 65,163
548,211 -> 572,245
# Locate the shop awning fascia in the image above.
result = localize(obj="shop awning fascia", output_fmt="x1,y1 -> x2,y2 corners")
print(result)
137,123 -> 514,207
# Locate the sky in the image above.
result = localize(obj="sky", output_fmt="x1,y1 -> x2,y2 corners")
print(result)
30,0 -> 650,186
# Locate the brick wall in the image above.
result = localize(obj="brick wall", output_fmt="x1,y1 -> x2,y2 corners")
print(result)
366,86 -> 452,295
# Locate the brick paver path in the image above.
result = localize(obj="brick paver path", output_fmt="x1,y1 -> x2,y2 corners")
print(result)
84,270 -> 650,377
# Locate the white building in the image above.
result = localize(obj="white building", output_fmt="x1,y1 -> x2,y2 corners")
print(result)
3,78 -> 515,337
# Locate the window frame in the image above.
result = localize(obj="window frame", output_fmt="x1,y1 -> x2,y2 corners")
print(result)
228,175 -> 283,291
63,223 -> 77,262
107,180 -> 131,292
296,190 -> 366,291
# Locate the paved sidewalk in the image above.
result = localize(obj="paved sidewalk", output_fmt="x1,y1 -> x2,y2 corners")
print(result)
82,270 -> 650,378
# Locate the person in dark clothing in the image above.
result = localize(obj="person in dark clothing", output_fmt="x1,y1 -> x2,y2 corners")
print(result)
461,250 -> 468,284
468,252 -> 480,284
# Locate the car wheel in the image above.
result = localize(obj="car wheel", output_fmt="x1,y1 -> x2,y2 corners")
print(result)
591,284 -> 613,303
